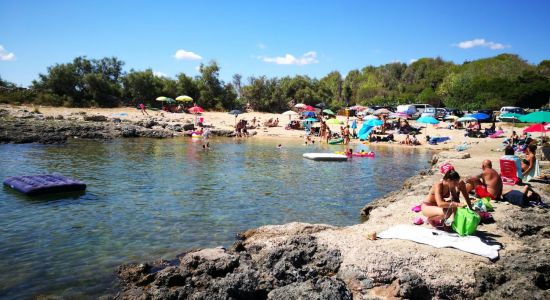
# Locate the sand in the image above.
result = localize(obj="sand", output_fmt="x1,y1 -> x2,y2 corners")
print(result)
2,104 -> 521,153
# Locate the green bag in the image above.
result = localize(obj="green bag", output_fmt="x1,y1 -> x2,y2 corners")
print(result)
452,207 -> 480,236
480,197 -> 494,212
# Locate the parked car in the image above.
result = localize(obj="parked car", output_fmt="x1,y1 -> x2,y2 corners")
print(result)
420,107 -> 436,118
446,108 -> 464,117
496,106 -> 525,121
396,104 -> 417,116
435,108 -> 448,120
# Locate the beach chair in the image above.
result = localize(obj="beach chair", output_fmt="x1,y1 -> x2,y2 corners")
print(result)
500,159 -> 520,185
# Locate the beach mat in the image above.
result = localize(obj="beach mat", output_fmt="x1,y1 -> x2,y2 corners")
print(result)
378,224 -> 500,259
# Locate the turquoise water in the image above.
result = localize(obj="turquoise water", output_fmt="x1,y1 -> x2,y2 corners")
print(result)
0,138 -> 431,298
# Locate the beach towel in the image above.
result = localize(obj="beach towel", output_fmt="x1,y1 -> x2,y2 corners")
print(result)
429,136 -> 450,145
523,159 -> 541,182
378,224 -> 500,259
489,130 -> 504,138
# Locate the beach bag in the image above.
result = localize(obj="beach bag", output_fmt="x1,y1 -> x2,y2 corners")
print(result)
480,197 -> 494,212
452,208 -> 480,236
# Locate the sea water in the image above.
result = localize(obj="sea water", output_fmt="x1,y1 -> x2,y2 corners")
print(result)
0,138 -> 431,298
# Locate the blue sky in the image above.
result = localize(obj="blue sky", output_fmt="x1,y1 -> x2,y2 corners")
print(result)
1,0 -> 549,87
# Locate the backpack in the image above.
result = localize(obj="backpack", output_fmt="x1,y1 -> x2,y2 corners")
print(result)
452,208 -> 480,236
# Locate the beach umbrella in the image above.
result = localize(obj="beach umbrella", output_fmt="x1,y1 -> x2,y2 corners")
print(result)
523,123 -> 549,133
444,115 -> 459,121
303,105 -> 316,112
282,110 -> 298,120
519,111 -> 550,123
294,103 -> 306,108
364,115 -> 379,120
468,113 -> 490,120
326,118 -> 343,125
302,117 -> 318,122
323,109 -> 335,115
282,110 -> 298,115
366,119 -> 383,127
156,96 -> 175,103
228,109 -> 242,116
499,113 -> 523,123
457,116 -> 477,122
302,111 -> 315,118
176,95 -> 193,102
416,116 -> 440,125
349,105 -> 367,111
188,106 -> 204,114
315,102 -> 326,108
373,108 -> 391,115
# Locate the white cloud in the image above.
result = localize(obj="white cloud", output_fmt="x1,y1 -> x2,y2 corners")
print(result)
174,49 -> 202,60
454,38 -> 510,50
0,45 -> 15,61
153,71 -> 168,78
195,65 -> 201,71
260,51 -> 319,65
409,58 -> 418,64
257,43 -> 267,49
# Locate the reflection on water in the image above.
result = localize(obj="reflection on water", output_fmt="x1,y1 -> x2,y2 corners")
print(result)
0,138 -> 431,298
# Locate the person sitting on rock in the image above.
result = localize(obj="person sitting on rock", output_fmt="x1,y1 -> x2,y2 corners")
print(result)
466,159 -> 503,200
422,169 -> 472,227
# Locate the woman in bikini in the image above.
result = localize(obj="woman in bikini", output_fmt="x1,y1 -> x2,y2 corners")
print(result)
422,170 -> 473,226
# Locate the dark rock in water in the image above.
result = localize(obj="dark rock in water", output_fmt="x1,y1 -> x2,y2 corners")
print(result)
182,123 -> 195,131
83,115 -> 108,122
116,235 -> 347,299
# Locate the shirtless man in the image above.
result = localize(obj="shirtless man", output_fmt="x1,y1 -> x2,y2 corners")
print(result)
466,159 -> 503,200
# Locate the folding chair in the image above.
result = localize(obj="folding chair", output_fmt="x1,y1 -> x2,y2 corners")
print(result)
500,159 -> 520,185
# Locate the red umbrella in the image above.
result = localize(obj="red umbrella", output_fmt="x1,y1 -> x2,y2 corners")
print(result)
188,106 -> 204,114
523,123 -> 549,133
303,105 -> 315,112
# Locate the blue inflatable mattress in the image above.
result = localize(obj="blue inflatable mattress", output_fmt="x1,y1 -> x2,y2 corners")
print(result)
3,174 -> 86,196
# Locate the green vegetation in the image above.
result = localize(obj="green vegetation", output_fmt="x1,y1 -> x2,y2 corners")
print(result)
1,54 -> 550,112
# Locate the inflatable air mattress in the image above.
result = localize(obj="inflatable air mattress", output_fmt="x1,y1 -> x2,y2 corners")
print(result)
303,153 -> 348,161
3,174 -> 86,196
328,138 -> 344,145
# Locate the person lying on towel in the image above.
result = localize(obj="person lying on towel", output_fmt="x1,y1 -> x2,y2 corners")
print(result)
422,169 -> 473,227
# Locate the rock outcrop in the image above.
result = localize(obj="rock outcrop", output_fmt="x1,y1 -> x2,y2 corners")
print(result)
115,168 -> 550,299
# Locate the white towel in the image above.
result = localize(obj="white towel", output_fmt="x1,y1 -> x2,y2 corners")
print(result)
378,224 -> 500,259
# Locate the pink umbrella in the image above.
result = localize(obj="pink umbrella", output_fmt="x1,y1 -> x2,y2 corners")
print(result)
523,123 -> 549,133
349,105 -> 367,111
188,106 -> 204,114
303,105 -> 315,112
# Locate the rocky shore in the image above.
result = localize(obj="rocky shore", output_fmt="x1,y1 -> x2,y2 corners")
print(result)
0,108 -> 235,144
115,151 -> 549,299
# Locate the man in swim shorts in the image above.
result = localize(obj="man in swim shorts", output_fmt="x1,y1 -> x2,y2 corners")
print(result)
466,160 -> 503,200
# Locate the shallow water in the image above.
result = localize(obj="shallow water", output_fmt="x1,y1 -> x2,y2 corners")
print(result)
0,138 -> 431,298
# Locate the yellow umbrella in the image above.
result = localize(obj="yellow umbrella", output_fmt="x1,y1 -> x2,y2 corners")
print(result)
176,95 -> 193,102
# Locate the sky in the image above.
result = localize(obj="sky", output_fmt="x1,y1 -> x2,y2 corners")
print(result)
1,0 -> 550,87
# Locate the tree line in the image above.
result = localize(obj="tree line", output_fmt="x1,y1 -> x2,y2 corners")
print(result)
1,54 -> 549,112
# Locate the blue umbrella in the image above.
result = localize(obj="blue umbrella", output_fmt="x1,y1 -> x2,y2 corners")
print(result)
457,116 -> 477,122
302,111 -> 315,118
469,113 -> 490,120
366,119 -> 383,127
228,109 -> 242,116
416,116 -> 440,125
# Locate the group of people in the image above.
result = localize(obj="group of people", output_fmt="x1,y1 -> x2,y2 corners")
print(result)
421,155 -> 542,228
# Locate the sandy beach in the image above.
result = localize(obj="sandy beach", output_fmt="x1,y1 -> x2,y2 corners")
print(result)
1,103 -> 518,152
